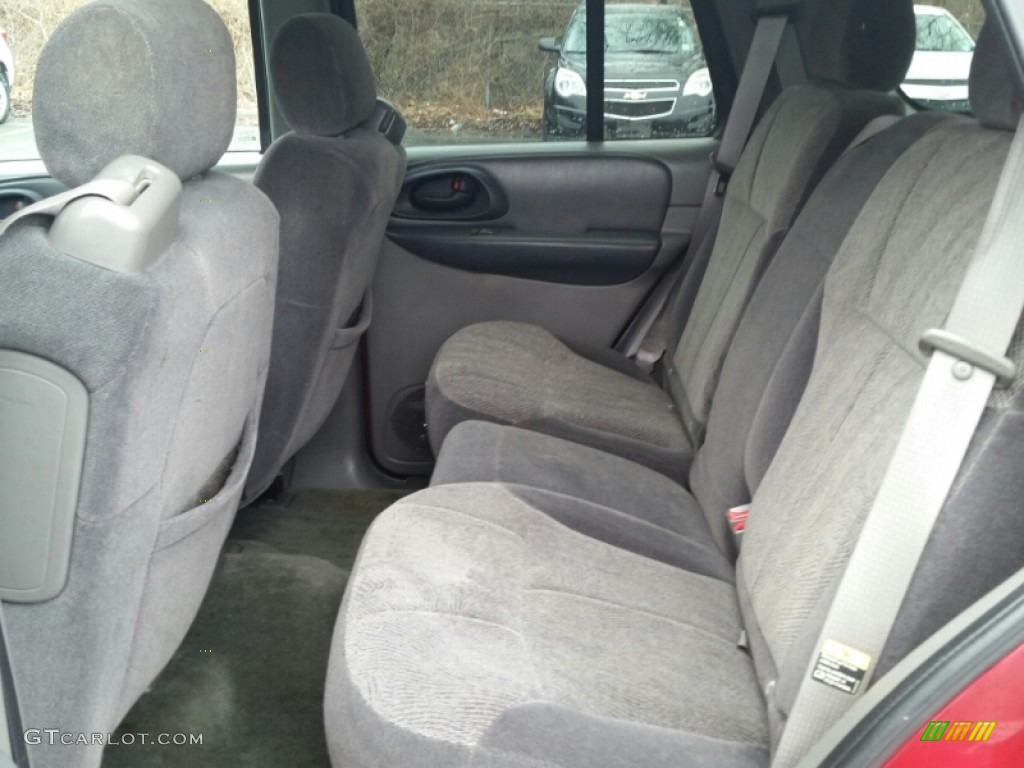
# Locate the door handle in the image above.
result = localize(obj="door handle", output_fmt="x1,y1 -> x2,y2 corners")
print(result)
410,174 -> 478,212
393,165 -> 506,221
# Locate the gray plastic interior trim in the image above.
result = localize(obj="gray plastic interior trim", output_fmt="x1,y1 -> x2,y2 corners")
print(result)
47,155 -> 182,273
373,98 -> 407,146
289,353 -> 424,491
386,227 -> 661,285
0,350 -> 88,603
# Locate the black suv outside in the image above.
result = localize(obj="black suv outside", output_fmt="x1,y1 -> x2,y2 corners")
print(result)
539,3 -> 715,140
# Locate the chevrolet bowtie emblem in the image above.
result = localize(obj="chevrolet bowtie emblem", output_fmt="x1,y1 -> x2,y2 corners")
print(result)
623,89 -> 647,101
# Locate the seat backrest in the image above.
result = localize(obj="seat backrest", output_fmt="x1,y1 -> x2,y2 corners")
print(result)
0,1 -> 279,766
664,0 -> 916,446
688,111 -> 949,556
738,20 -> 1024,745
245,14 -> 407,500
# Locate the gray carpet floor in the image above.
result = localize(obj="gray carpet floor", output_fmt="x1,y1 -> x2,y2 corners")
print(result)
103,489 -> 409,768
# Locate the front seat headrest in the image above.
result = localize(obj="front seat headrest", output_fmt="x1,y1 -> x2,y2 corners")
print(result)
33,0 -> 237,189
270,14 -> 378,137
970,20 -> 1024,132
804,0 -> 916,92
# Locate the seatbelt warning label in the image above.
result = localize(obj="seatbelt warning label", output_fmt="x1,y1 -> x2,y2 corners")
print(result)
811,639 -> 871,695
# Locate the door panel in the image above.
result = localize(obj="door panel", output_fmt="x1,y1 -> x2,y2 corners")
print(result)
366,139 -> 715,476
389,155 -> 670,285
387,226 -> 662,285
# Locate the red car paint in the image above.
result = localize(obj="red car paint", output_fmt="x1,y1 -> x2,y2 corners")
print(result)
884,642 -> 1024,767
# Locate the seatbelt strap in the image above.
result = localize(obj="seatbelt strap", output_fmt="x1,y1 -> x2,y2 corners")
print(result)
0,178 -> 138,236
715,14 -> 792,187
773,115 -> 1024,768
775,23 -> 807,87
843,114 -> 903,155
621,12 -> 792,364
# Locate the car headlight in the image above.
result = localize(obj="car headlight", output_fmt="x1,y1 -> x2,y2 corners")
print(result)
555,67 -> 586,98
683,68 -> 713,98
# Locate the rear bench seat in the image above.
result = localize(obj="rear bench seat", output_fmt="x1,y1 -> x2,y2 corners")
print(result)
425,0 -> 916,481
325,20 -> 1024,768
431,112 -> 945,559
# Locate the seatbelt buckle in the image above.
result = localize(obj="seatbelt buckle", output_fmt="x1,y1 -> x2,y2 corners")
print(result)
727,504 -> 751,534
919,328 -> 1016,389
634,339 -> 665,374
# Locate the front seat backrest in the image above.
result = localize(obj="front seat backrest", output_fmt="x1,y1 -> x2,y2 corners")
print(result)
245,14 -> 407,500
0,1 -> 279,767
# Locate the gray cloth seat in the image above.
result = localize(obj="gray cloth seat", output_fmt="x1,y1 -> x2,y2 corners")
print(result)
428,321 -> 689,478
432,112 -> 945,555
328,483 -> 767,768
245,14 -> 406,500
426,0 -> 916,480
434,420 -> 707,542
0,2 -> 279,767
325,19 -> 1024,768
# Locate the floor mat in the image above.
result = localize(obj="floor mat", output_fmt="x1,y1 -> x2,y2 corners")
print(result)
103,489 -> 409,768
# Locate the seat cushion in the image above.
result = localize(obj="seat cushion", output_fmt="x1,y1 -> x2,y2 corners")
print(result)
433,420 -> 730,561
426,321 -> 692,480
326,484 -> 768,768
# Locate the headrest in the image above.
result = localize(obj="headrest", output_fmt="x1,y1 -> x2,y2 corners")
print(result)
33,0 -> 236,188
970,21 -> 1024,132
804,0 -> 916,92
270,14 -> 378,136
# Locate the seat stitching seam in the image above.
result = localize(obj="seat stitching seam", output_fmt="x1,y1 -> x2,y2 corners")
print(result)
521,516 -> 546,703
744,97 -> 788,202
357,607 -> 524,637
835,297 -> 929,366
677,210 -> 766,376
863,134 -> 950,304
504,485 -> 690,541
522,587 -> 738,644
393,501 -> 526,541
472,741 -> 566,768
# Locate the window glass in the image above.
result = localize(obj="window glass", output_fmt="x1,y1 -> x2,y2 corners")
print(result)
915,13 -> 975,52
901,1 -> 985,113
563,12 -> 697,55
596,2 -> 715,141
355,0 -> 718,146
0,0 -> 259,164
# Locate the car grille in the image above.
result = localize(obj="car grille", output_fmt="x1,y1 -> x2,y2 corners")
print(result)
605,99 -> 676,120
604,78 -> 679,120
605,78 -> 681,91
